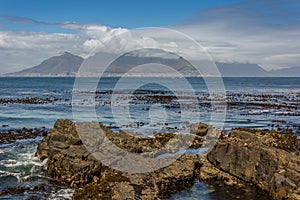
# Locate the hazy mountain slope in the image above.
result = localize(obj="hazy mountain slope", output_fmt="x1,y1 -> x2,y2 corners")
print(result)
215,62 -> 269,77
269,66 -> 300,77
8,52 -> 83,76
6,51 -> 299,77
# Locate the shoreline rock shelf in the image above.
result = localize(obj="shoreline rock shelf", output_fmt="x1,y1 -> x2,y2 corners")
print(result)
0,97 -> 55,104
36,119 -> 204,199
35,119 -> 299,199
206,128 -> 300,200
0,127 -> 48,144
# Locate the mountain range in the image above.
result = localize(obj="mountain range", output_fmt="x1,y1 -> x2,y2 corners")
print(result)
8,52 -> 83,76
5,51 -> 300,77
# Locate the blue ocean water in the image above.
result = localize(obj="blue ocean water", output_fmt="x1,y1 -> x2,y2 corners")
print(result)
1,77 -> 299,130
0,77 -> 299,199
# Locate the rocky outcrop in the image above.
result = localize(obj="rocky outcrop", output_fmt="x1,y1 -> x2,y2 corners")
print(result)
73,154 -> 199,199
36,119 -> 204,199
36,119 -> 299,199
0,127 -> 48,144
36,119 -> 101,187
199,157 -> 272,199
206,128 -> 300,200
0,97 -> 55,104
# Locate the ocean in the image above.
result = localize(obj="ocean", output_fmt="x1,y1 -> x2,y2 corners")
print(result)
0,77 -> 299,199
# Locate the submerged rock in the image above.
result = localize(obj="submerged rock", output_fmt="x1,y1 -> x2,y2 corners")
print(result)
0,97 -> 55,104
0,185 -> 48,197
206,129 -> 300,200
0,128 -> 48,144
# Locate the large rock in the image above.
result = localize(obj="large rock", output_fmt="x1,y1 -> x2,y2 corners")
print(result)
38,119 -> 293,199
207,129 -> 300,200
73,154 -> 199,199
36,119 -> 204,198
36,119 -> 101,187
199,157 -> 272,199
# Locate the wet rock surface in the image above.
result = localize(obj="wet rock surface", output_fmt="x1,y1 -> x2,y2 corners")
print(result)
206,129 -> 300,200
199,157 -> 272,200
0,185 -> 51,199
0,128 -> 48,144
36,119 -> 300,199
36,119 -> 204,199
190,122 -> 212,136
73,154 -> 198,199
0,97 -> 55,104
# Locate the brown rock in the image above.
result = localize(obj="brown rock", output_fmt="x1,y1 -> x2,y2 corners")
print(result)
36,120 -> 102,187
207,129 -> 300,200
190,122 -> 211,136
73,154 -> 198,200
111,182 -> 135,200
36,119 -> 203,199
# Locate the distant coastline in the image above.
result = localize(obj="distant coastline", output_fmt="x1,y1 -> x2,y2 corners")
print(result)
4,52 -> 300,78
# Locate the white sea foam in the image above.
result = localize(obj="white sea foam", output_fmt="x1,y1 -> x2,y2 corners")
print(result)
0,170 -> 21,181
48,188 -> 74,200
0,155 -> 43,168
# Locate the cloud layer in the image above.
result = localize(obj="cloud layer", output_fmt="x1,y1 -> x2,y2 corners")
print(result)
176,0 -> 300,69
0,0 -> 299,73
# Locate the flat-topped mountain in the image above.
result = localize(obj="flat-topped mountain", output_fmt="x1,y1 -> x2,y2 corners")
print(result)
269,66 -> 300,77
6,51 -> 300,77
215,62 -> 269,77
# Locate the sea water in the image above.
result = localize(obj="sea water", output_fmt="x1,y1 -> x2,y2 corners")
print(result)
0,77 -> 299,199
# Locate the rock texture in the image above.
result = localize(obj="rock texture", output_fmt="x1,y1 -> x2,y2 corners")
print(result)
73,154 -> 199,199
206,128 -> 300,200
190,122 -> 212,136
36,119 -> 102,187
0,127 -> 48,144
36,119 -> 299,199
36,119 -> 203,199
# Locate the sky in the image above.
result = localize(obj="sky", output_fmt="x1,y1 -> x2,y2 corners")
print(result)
0,0 -> 299,73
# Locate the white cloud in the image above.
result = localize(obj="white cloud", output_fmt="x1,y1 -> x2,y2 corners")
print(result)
0,0 -> 299,73
0,30 -> 84,73
173,0 -> 300,70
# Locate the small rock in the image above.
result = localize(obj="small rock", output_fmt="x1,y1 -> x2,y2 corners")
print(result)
190,122 -> 211,136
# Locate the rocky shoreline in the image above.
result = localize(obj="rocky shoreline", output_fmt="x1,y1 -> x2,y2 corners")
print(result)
0,97 -> 55,104
33,119 -> 300,199
0,127 -> 48,144
203,129 -> 300,200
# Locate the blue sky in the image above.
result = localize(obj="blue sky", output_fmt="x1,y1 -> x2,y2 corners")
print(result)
0,0 -> 299,73
0,0 -> 248,30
